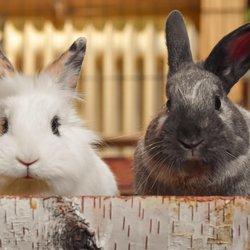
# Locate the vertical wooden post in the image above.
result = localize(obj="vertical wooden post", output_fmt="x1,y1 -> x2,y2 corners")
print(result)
123,22 -> 140,134
84,24 -> 102,132
103,22 -> 120,136
142,22 -> 158,128
199,0 -> 247,104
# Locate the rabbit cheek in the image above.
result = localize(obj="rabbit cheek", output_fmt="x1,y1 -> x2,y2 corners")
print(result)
155,115 -> 168,136
145,110 -> 168,141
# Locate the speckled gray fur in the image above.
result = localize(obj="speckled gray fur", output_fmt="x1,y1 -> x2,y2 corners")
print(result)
134,10 -> 250,195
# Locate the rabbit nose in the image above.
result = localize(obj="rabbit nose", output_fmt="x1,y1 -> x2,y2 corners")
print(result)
178,139 -> 204,149
17,158 -> 38,167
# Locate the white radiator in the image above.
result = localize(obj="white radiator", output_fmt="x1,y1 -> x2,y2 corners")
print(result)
1,18 -> 198,138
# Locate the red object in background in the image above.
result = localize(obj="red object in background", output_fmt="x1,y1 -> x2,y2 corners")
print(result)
104,157 -> 134,195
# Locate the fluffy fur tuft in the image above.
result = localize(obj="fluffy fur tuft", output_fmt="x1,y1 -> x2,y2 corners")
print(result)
0,38 -> 118,195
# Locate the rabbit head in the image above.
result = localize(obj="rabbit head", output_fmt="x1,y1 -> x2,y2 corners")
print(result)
0,38 -> 118,195
140,10 -> 250,190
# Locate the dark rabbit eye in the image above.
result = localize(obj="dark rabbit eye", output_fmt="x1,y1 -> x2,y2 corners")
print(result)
215,96 -> 221,110
1,117 -> 8,135
166,99 -> 171,111
51,116 -> 61,136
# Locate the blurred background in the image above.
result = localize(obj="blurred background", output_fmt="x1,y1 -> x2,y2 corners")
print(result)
0,0 -> 249,194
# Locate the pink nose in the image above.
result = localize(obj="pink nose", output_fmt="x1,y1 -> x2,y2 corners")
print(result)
17,158 -> 38,167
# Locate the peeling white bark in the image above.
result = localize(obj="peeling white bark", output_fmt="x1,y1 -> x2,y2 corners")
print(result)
0,196 -> 249,249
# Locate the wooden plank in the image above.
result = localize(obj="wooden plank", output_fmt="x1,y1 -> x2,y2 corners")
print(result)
123,22 -> 141,135
0,0 -> 200,18
102,23 -> 120,136
103,133 -> 140,147
0,196 -> 249,249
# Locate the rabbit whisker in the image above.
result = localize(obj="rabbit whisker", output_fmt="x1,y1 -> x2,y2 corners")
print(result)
148,157 -> 169,193
136,150 -> 167,193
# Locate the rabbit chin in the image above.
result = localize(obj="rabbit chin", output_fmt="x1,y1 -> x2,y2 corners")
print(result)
0,177 -> 51,195
181,159 -> 206,174
179,150 -> 206,173
185,148 -> 201,160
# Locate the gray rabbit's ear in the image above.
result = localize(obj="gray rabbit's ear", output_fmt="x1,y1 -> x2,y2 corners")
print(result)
166,10 -> 193,76
43,37 -> 86,89
0,49 -> 16,78
204,23 -> 250,93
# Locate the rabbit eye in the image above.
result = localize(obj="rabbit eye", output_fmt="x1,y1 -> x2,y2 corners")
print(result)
166,99 -> 171,111
51,116 -> 61,136
215,96 -> 221,110
1,117 -> 8,135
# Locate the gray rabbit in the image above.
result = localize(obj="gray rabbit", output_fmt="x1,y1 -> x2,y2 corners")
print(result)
134,10 -> 250,195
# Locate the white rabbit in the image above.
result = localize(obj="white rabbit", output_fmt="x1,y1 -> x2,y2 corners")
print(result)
0,37 -> 118,195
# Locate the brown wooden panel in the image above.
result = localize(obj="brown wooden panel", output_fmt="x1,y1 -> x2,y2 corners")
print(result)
103,134 -> 140,147
0,0 -> 200,18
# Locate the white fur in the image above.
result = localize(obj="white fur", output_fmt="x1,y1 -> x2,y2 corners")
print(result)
0,74 -> 118,195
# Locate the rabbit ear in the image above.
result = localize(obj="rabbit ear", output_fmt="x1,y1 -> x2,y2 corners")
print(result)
166,10 -> 193,76
204,23 -> 250,93
43,37 -> 86,89
0,49 -> 16,78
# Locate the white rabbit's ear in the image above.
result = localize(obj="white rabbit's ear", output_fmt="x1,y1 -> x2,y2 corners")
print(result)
42,37 -> 86,89
204,23 -> 250,93
166,10 -> 193,76
0,49 -> 16,78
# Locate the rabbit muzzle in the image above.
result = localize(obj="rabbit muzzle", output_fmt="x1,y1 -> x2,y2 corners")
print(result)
178,138 -> 204,149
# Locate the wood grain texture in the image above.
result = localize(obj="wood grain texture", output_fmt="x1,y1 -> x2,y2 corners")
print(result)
0,0 -> 200,18
0,196 -> 249,249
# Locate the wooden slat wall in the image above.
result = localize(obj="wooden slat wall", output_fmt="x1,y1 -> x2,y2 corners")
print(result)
199,0 -> 248,104
0,0 -> 248,149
